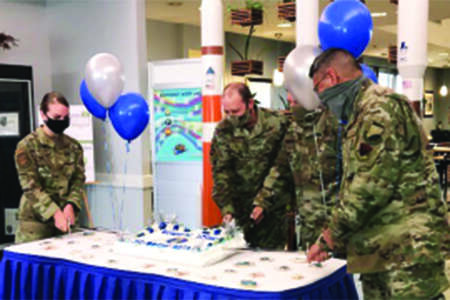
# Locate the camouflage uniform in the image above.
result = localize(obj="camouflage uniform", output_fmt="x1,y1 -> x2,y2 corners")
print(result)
254,106 -> 339,250
329,80 -> 449,298
14,126 -> 85,243
210,107 -> 292,249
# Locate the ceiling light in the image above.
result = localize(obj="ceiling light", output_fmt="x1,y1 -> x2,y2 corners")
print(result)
440,85 -> 448,97
439,52 -> 449,56
371,12 -> 387,18
277,23 -> 292,28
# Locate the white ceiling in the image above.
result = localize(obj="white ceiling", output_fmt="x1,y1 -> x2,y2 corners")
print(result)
146,0 -> 450,68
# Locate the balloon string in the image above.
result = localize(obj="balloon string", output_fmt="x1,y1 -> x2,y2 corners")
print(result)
312,123 -> 327,210
119,142 -> 129,232
103,121 -> 117,230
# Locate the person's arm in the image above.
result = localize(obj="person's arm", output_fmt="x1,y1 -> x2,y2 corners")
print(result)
15,141 -> 60,221
210,129 -> 236,217
329,98 -> 403,249
253,133 -> 293,211
66,144 -> 86,213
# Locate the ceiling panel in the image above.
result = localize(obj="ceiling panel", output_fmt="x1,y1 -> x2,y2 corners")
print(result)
146,0 -> 450,68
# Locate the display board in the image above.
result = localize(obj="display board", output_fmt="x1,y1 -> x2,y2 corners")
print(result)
153,88 -> 202,162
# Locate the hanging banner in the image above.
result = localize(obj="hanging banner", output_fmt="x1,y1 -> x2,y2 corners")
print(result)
154,88 -> 202,162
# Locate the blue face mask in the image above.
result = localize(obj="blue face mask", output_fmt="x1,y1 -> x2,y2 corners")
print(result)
318,76 -> 365,121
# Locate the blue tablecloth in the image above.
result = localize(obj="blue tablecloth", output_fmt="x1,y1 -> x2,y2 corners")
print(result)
0,250 -> 357,300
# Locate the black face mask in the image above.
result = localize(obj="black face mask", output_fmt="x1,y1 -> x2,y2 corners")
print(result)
45,115 -> 70,134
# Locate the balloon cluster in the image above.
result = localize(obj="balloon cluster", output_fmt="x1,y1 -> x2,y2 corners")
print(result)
284,0 -> 377,108
80,53 -> 149,142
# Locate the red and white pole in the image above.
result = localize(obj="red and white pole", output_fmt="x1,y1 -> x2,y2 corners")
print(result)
201,0 -> 224,226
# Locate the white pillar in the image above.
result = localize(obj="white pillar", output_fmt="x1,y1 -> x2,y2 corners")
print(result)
397,0 -> 428,104
296,0 -> 319,46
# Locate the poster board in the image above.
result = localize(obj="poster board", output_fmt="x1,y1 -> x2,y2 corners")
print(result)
0,113 -> 19,136
153,88 -> 202,162
424,90 -> 434,118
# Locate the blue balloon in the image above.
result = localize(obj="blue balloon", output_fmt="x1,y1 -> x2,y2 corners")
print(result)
109,93 -> 150,142
360,63 -> 378,84
80,80 -> 106,120
318,0 -> 373,58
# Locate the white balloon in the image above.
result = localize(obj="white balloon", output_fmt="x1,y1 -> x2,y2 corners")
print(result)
85,53 -> 125,108
284,45 -> 322,110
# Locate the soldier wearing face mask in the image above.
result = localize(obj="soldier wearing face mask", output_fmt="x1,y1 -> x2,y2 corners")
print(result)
306,48 -> 448,299
210,82 -> 293,249
14,92 -> 86,243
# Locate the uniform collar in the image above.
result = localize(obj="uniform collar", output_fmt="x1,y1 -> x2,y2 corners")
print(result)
36,126 -> 69,148
345,78 -> 373,130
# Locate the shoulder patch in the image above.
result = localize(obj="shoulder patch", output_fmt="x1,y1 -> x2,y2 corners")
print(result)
15,149 -> 30,168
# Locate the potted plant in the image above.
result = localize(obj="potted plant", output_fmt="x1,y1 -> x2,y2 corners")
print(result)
230,0 -> 263,27
229,0 -> 264,76
277,0 -> 296,22
0,33 -> 18,50
388,45 -> 397,64
229,25 -> 263,76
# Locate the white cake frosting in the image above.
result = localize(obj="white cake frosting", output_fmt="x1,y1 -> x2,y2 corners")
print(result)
114,222 -> 247,267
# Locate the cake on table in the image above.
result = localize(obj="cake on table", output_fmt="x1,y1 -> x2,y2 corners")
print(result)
114,221 -> 246,267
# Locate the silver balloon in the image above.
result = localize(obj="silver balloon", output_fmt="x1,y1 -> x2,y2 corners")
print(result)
284,45 -> 322,110
85,53 -> 125,108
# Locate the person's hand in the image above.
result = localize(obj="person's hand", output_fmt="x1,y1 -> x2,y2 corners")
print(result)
250,206 -> 264,224
322,228 -> 334,249
223,213 -> 233,224
63,204 -> 75,226
307,243 -> 329,263
54,209 -> 68,232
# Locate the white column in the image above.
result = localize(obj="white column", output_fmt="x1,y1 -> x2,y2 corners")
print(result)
397,0 -> 428,103
296,0 -> 319,46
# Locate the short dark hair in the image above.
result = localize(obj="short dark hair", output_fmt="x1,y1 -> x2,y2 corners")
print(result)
223,82 -> 255,106
309,48 -> 362,78
40,92 -> 69,114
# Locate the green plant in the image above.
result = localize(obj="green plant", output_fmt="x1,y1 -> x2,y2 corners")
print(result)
0,33 -> 18,50
228,24 -> 256,61
279,94 -> 289,110
227,0 -> 263,12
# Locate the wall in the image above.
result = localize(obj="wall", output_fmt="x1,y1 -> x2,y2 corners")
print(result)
364,55 -> 447,133
146,20 -> 295,84
46,0 -> 151,232
434,69 -> 450,130
147,20 -> 182,61
0,0 -> 52,103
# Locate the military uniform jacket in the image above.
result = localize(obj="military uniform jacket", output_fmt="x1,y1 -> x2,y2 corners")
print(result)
331,81 -> 449,273
15,127 -> 86,223
253,107 -> 339,248
210,107 -> 291,246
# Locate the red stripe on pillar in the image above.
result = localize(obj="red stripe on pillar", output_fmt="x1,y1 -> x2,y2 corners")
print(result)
202,142 -> 222,226
201,46 -> 223,55
202,95 -> 222,122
